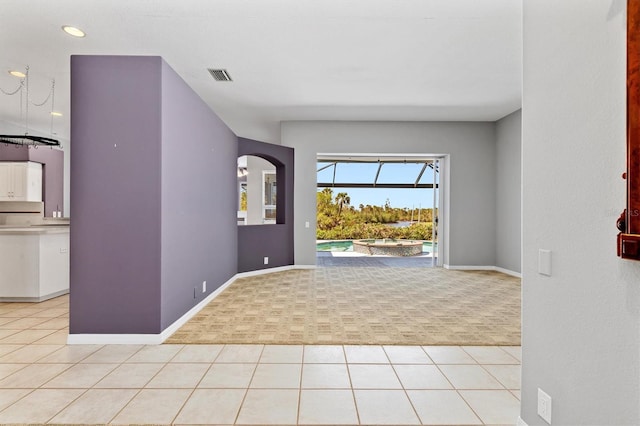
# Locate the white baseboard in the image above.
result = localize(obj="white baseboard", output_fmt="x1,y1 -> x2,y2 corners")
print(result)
294,264 -> 317,269
444,264 -> 494,271
494,266 -> 522,278
67,264 -> 314,345
517,416 -> 528,426
67,333 -> 165,345
157,274 -> 238,341
67,273 -> 237,345
0,289 -> 69,303
444,264 -> 521,278
235,264 -> 315,279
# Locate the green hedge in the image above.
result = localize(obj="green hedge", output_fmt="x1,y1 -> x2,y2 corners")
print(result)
317,222 -> 433,240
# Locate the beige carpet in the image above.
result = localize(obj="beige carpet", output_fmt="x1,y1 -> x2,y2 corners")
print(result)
166,258 -> 521,345
166,262 -> 521,346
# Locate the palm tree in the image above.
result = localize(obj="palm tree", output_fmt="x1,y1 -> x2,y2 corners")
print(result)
335,192 -> 351,217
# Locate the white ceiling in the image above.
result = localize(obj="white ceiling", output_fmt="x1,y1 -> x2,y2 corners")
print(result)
0,0 -> 522,144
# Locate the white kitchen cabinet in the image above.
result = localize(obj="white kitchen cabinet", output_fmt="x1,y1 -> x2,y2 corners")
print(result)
0,227 -> 69,301
0,162 -> 42,201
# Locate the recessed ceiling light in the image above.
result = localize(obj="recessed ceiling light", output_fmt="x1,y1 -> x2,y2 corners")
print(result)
50,112 -> 63,117
62,25 -> 86,38
8,70 -> 25,78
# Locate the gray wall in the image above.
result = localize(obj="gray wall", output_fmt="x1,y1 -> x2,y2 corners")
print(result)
159,59 -> 238,330
281,121 -> 496,267
522,3 -> 640,425
0,145 -> 64,217
70,55 -> 238,334
495,110 -> 521,274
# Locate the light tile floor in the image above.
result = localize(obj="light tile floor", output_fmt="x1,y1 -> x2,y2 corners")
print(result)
0,294 -> 522,425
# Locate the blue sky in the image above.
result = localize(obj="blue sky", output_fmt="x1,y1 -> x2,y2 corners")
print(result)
317,162 -> 438,210
324,187 -> 437,210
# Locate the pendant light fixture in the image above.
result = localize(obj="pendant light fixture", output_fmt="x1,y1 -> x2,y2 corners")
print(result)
0,66 -> 60,147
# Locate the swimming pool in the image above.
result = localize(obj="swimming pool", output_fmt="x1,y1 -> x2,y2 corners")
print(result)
316,240 -> 438,253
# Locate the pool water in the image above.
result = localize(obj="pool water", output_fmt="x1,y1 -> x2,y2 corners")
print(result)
317,240 -> 438,253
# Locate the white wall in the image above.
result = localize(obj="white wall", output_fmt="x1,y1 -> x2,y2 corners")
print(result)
522,2 -> 640,425
496,109 -> 522,274
281,121 -> 497,267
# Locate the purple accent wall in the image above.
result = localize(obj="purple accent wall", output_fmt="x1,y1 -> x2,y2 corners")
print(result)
0,145 -> 28,161
159,60 -> 237,329
238,138 -> 294,272
29,149 -> 64,217
0,145 -> 64,216
71,56 -> 238,335
70,56 -> 162,334
70,55 -> 289,335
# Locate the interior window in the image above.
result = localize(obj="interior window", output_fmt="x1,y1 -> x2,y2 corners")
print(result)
238,155 -> 277,225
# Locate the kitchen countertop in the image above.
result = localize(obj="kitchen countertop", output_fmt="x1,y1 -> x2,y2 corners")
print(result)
0,224 -> 70,234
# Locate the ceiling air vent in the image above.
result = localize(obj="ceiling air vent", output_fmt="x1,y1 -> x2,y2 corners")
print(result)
207,68 -> 232,82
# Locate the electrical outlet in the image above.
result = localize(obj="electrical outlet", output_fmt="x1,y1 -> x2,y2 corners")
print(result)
264,256 -> 269,265
59,248 -> 68,253
202,281 -> 207,293
538,388 -> 552,424
305,221 -> 310,228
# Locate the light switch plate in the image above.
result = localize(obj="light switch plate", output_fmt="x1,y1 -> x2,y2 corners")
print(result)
538,249 -> 552,276
537,388 -> 552,424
